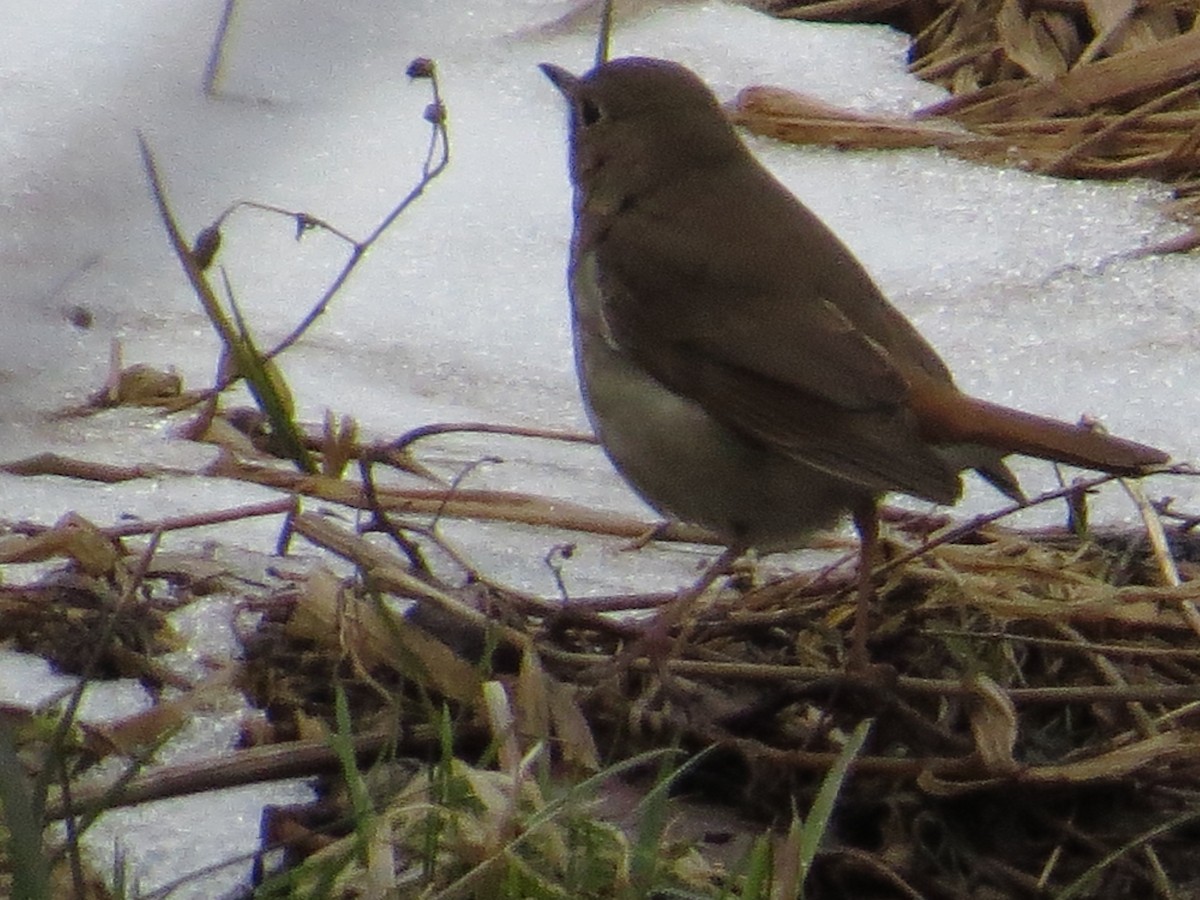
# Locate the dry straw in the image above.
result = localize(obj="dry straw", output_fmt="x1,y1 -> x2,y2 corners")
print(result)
737,0 -> 1200,250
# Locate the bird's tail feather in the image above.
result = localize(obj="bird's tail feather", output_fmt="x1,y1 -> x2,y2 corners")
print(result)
911,385 -> 1167,476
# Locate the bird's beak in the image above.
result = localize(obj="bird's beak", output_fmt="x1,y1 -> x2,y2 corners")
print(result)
539,63 -> 580,98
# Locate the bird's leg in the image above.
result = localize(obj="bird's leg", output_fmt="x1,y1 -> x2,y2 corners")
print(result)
850,500 -> 880,671
648,544 -> 744,652
590,544 -> 743,684
622,520 -> 673,551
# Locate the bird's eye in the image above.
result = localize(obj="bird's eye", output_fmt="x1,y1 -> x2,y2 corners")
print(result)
578,97 -> 602,126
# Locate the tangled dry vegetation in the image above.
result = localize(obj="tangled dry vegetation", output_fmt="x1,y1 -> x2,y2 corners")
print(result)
740,0 -> 1200,254
3,412 -> 1200,897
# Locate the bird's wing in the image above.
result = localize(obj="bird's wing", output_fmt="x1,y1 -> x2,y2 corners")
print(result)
651,330 -> 961,502
585,163 -> 963,501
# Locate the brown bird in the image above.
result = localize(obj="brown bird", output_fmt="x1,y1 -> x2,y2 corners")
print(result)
540,56 -> 1167,666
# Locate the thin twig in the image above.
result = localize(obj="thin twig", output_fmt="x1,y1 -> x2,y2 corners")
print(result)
268,59 -> 450,358
202,0 -> 238,97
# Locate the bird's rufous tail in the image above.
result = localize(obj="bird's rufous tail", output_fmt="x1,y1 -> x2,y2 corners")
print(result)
910,382 -> 1168,475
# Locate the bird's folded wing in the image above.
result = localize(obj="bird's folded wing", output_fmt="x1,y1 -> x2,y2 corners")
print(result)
587,161 -> 965,500
655,341 -> 962,503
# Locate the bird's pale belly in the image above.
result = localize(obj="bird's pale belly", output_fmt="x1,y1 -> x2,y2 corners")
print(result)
575,320 -> 870,551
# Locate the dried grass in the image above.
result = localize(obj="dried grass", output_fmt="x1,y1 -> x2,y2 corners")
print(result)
5,417 -> 1200,894
737,0 -> 1200,248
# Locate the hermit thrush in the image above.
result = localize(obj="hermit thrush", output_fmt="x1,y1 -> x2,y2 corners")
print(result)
541,57 -> 1167,665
